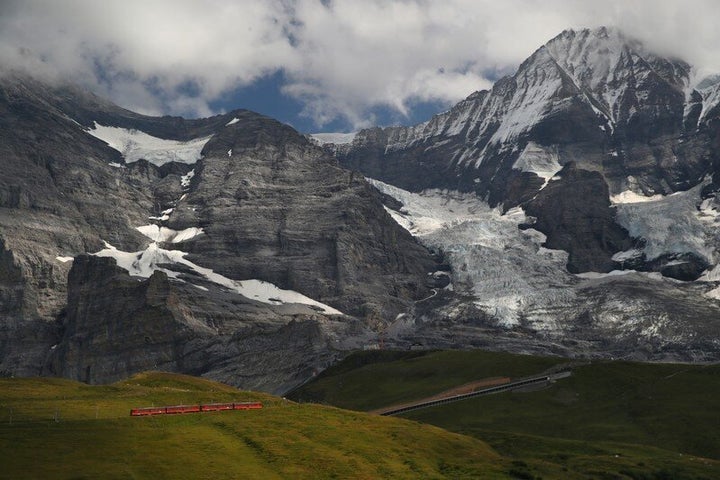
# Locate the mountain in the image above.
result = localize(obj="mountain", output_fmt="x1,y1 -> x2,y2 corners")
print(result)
321,27 -> 720,360
0,72 -> 439,392
3,27 -> 720,392
333,27 -> 720,276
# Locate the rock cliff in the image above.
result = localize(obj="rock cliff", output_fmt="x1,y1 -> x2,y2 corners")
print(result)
0,72 -> 437,390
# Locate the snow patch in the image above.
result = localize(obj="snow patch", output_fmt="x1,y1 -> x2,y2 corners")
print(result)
310,132 -> 357,145
225,117 -> 240,126
612,249 -> 644,262
575,270 -> 637,279
87,123 -> 210,166
93,241 -> 342,315
705,285 -> 720,299
512,142 -> 562,187
180,170 -> 195,189
56,256 -> 74,263
136,225 -> 204,243
611,190 -> 665,204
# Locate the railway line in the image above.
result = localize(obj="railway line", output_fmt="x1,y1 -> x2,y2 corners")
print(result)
378,371 -> 572,416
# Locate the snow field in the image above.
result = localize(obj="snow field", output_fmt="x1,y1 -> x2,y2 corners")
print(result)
95,241 -> 343,315
368,178 -> 576,327
310,132 -> 358,145
136,225 -> 204,243
87,123 -> 210,166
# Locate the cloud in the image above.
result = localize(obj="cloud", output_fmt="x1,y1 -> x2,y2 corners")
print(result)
0,0 -> 298,116
2,0 -> 720,129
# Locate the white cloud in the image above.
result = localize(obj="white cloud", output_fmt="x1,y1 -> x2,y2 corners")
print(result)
1,0 -> 720,129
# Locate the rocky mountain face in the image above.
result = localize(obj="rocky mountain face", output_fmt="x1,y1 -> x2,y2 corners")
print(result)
3,27 -> 720,391
317,27 -> 720,362
44,255 -> 360,393
333,27 -> 720,278
169,112 -> 436,319
0,72 -> 438,392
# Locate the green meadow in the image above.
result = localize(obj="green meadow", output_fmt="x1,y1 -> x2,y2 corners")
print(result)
1,352 -> 718,479
290,350 -> 720,479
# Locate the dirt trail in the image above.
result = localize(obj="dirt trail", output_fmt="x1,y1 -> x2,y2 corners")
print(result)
370,376 -> 511,415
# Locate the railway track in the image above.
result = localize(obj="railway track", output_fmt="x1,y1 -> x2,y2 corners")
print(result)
378,371 -> 571,416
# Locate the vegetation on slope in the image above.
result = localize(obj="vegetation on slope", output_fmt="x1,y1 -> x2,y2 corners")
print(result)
289,350 -> 720,479
0,372 -> 509,479
288,349 -> 564,410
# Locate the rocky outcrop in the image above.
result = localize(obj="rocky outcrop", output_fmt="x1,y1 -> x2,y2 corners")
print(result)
522,163 -> 635,273
45,255 -> 359,393
0,73 -> 439,389
0,238 -> 60,377
168,112 -> 437,319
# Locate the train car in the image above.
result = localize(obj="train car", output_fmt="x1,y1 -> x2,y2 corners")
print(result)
201,403 -> 234,412
165,404 -> 201,415
130,407 -> 166,416
233,402 -> 263,410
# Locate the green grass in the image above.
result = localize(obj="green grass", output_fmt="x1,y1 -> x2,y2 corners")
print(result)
0,372 -> 512,479
288,349 -> 564,410
2,362 -> 718,479
290,350 -> 720,479
403,361 -> 720,460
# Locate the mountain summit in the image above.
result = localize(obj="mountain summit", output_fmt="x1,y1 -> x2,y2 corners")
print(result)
334,27 -> 720,274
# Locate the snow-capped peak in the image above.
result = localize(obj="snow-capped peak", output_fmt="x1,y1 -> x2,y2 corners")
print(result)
543,27 -> 688,123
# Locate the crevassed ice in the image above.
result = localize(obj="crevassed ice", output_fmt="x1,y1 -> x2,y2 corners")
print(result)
368,177 -> 575,327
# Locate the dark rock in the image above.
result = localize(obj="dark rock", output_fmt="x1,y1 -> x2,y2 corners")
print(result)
0,73 -> 438,389
45,254 -> 357,393
646,252 -> 711,281
169,113 -> 437,320
523,163 -> 635,273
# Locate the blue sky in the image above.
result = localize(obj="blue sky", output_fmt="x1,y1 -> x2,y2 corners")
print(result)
2,0 -> 719,133
209,70 -> 455,132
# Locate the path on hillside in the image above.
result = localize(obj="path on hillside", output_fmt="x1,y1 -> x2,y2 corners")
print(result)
373,371 -> 572,416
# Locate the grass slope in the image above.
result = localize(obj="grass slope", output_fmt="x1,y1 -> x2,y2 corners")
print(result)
290,350 -> 720,479
289,349 -> 563,410
0,372 -> 514,479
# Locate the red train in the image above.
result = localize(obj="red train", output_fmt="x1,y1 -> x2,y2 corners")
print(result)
130,402 -> 263,416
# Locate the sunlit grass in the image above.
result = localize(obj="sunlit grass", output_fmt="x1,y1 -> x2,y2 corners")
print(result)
0,372 -> 510,479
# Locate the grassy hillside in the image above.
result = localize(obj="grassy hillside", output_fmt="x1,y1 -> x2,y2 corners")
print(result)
289,349 -> 564,410
289,350 -> 720,479
0,372 -> 533,479
1,366 -> 717,479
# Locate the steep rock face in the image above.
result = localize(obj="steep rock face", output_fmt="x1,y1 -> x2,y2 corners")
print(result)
0,74 -> 160,375
337,27 -> 709,199
46,255 -> 353,393
0,238 -> 60,377
0,73 -> 439,389
168,112 -> 437,319
47,255 -> 182,383
522,164 -> 635,273
332,27 -> 719,274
